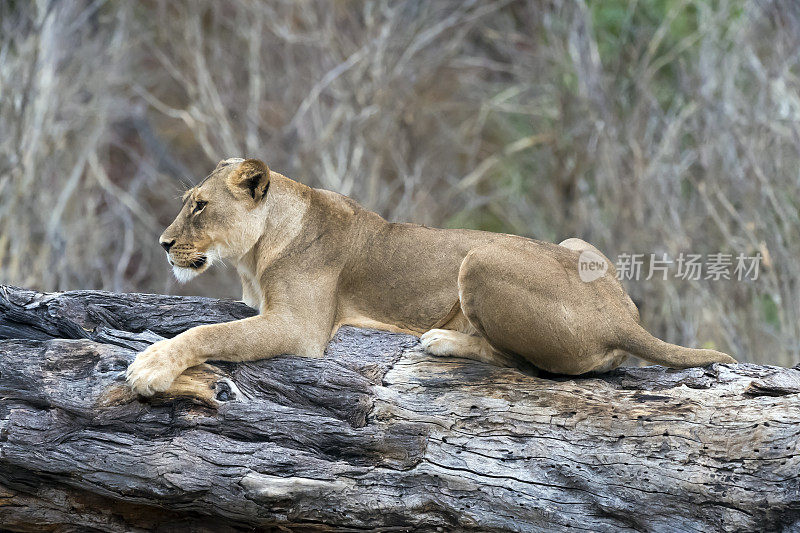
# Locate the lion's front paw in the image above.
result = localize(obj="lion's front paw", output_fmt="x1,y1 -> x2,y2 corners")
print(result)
420,329 -> 464,357
126,339 -> 188,397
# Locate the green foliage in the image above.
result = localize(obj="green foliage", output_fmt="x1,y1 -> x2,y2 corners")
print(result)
760,293 -> 781,330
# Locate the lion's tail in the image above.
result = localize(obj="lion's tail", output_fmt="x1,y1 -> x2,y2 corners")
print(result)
613,322 -> 736,368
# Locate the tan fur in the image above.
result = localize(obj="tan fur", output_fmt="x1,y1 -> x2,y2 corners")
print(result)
126,159 -> 736,397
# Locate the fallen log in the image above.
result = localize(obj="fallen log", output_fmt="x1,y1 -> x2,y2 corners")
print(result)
0,285 -> 798,532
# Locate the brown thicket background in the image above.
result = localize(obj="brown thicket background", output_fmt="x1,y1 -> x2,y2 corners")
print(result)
1,0 -> 798,365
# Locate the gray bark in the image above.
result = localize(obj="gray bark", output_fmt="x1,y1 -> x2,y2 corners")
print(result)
0,284 -> 798,532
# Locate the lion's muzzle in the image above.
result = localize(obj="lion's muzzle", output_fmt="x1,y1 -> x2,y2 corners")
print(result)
189,256 -> 206,269
165,243 -> 208,270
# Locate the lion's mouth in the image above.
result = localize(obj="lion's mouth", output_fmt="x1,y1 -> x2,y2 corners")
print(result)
167,253 -> 208,271
169,253 -> 210,284
189,256 -> 207,269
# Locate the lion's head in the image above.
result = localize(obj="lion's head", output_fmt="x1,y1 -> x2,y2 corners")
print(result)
160,158 -> 271,283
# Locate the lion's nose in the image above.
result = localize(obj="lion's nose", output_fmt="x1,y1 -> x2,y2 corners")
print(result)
160,239 -> 176,252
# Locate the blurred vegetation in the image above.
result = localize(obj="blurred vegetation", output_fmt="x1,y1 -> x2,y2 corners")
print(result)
1,0 -> 798,365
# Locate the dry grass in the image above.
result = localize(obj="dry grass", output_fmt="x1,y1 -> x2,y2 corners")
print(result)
1,0 -> 798,365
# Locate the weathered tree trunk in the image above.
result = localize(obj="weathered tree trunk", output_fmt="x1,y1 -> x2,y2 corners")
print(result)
0,285 -> 798,532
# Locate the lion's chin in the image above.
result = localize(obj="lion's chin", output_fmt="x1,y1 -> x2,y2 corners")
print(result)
171,264 -> 207,284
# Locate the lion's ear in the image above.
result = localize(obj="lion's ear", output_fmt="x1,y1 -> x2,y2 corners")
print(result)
227,159 -> 271,203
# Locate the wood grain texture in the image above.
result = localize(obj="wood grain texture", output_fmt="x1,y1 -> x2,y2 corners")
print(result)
0,285 -> 798,532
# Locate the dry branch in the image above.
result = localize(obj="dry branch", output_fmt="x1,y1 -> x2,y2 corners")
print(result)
0,285 -> 798,532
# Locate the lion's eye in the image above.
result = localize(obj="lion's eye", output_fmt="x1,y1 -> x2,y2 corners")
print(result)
192,200 -> 207,214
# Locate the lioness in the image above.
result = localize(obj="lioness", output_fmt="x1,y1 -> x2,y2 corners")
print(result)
126,158 -> 736,396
